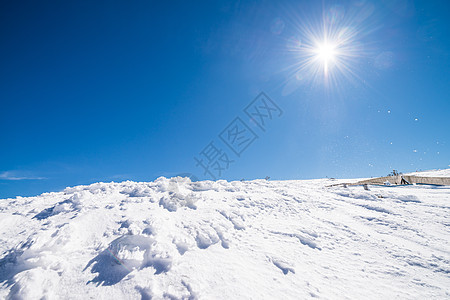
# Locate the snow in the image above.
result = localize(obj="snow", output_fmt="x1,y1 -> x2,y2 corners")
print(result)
406,168 -> 450,177
1,172 -> 450,299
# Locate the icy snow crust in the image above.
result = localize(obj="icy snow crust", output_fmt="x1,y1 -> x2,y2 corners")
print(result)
0,175 -> 449,299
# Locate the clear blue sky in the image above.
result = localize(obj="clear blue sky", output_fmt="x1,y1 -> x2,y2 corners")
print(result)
1,0 -> 449,198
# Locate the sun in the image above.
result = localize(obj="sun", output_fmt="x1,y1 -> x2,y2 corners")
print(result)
287,12 -> 365,87
315,42 -> 336,63
314,41 -> 337,75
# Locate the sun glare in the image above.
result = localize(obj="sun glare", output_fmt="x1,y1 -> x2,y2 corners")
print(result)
315,42 -> 336,63
314,41 -> 337,75
286,9 -> 365,88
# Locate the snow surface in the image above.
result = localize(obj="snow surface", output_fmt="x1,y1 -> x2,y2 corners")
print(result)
406,168 -> 450,178
1,173 -> 450,299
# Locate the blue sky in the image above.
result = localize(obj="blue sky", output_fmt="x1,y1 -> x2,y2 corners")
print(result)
1,0 -> 449,198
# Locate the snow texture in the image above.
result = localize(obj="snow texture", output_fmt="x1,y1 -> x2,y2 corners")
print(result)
1,172 -> 450,299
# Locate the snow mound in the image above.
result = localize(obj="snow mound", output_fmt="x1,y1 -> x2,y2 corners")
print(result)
1,174 -> 449,299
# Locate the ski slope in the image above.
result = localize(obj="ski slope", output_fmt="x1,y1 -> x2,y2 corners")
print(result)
1,172 -> 449,299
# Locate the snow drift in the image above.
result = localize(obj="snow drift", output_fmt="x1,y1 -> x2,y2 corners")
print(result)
1,172 -> 449,299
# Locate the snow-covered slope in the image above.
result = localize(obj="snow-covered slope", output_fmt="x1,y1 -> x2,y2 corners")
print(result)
406,168 -> 450,177
1,175 -> 449,299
